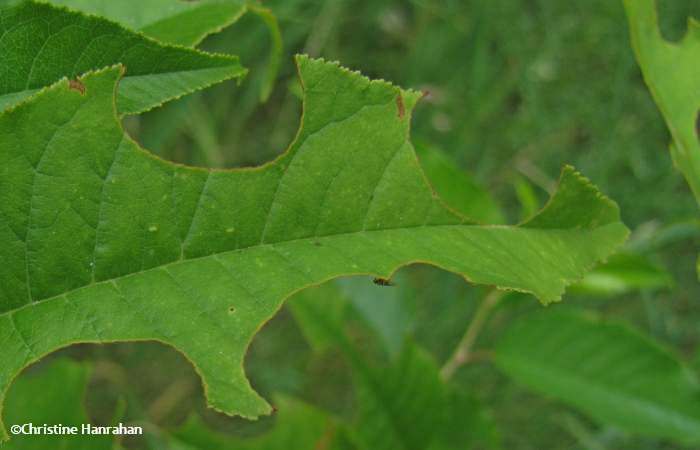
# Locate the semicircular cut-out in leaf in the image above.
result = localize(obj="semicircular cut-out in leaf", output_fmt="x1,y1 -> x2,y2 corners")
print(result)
494,309 -> 700,444
0,55 -> 628,441
414,143 -> 504,225
46,0 -> 247,47
0,1 -> 246,114
624,0 -> 700,204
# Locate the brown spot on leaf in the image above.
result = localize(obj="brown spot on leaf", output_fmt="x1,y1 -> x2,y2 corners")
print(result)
68,79 -> 85,95
373,277 -> 395,287
228,306 -> 236,314
396,94 -> 405,119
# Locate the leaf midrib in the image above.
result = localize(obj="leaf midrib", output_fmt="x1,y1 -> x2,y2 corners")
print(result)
5,221 -> 620,320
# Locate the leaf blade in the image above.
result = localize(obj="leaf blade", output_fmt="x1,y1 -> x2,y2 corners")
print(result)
494,309 -> 700,443
0,56 -> 628,441
48,0 -> 247,47
623,0 -> 700,204
0,1 -> 246,115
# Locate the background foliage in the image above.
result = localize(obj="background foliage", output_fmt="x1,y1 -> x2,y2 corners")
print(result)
4,0 -> 700,449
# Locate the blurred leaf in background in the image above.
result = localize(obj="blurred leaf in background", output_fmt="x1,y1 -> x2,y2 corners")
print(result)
3,358 -> 112,450
494,309 -> 700,443
169,396 -> 355,450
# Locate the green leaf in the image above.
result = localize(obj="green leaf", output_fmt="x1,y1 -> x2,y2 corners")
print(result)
494,309 -> 700,443
3,358 -> 112,449
623,0 -> 700,204
169,396 -> 356,450
428,388 -> 501,450
245,4 -> 283,102
47,0 -> 283,101
514,176 -> 542,222
0,1 -> 246,114
0,56 -> 627,441
47,0 -> 247,47
571,252 -> 672,296
354,343 -> 446,450
414,143 -> 504,224
291,282 -> 499,450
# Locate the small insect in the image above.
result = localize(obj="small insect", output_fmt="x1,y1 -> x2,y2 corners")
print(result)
372,277 -> 395,287
68,79 -> 85,95
396,94 -> 405,119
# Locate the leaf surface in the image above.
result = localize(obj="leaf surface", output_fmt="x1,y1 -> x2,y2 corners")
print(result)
0,56 -> 627,440
494,309 -> 700,443
46,0 -> 283,101
0,1 -> 246,114
48,0 -> 247,47
624,0 -> 700,204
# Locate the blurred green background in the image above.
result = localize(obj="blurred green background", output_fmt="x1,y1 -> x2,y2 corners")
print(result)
13,0 -> 700,449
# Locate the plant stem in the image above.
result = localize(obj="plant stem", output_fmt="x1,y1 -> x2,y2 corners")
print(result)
440,289 -> 504,381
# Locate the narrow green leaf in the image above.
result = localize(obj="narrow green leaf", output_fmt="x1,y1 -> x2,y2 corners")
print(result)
414,143 -> 504,224
494,310 -> 700,443
0,56 -> 627,441
3,358 -> 112,449
623,0 -> 700,204
514,176 -> 541,222
0,1 -> 246,114
246,4 -> 283,102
